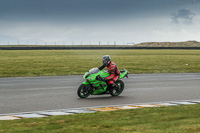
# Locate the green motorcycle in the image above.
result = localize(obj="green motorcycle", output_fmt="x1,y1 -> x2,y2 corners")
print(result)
77,67 -> 128,98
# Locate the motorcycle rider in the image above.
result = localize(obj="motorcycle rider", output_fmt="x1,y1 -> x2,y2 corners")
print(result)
98,55 -> 120,89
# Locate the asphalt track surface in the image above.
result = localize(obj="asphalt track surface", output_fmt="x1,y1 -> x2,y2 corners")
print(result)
0,73 -> 199,114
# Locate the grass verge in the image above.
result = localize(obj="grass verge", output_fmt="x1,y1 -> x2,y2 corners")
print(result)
0,49 -> 199,133
0,104 -> 200,133
0,50 -> 200,77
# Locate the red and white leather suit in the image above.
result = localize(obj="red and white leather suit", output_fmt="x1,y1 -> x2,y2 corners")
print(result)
99,61 -> 120,85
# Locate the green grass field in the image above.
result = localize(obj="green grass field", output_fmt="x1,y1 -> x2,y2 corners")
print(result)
0,50 -> 199,77
0,104 -> 200,133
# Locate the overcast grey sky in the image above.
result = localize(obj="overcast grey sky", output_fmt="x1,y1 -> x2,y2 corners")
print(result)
0,0 -> 200,45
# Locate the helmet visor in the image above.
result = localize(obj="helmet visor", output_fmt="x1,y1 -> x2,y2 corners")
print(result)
103,60 -> 107,64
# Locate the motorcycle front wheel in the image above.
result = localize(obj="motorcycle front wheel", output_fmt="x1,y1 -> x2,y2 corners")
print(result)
77,84 -> 92,98
109,80 -> 124,96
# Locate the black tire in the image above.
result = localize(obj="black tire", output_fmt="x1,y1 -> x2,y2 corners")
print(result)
109,80 -> 124,96
77,84 -> 92,98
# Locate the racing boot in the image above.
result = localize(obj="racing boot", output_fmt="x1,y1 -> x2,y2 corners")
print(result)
111,83 -> 119,91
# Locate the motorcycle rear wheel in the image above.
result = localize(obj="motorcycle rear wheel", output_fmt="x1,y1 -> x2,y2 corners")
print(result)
77,84 -> 92,98
109,80 -> 124,96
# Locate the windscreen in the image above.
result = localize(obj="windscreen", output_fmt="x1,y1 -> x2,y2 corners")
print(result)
88,68 -> 99,75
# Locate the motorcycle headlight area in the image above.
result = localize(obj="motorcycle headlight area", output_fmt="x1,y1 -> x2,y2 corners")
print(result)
87,77 -> 92,82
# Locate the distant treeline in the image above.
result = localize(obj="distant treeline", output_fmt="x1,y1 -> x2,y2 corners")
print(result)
135,41 -> 200,47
